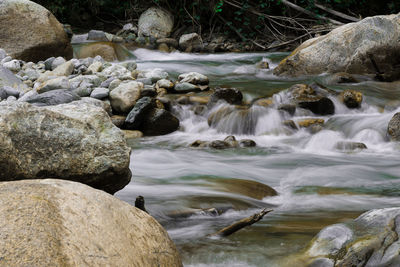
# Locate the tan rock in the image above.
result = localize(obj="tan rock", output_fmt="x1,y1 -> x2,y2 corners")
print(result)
0,0 -> 72,62
0,179 -> 182,267
297,118 -> 324,128
109,81 -> 143,114
253,98 -> 273,107
123,130 -> 144,139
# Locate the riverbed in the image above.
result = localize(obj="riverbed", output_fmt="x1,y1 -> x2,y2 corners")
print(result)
115,49 -> 400,266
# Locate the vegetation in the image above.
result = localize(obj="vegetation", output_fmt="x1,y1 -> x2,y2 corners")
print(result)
33,0 -> 400,48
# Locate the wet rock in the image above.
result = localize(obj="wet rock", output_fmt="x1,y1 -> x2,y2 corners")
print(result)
0,0 -> 72,62
335,141 -> 367,151
122,130 -> 143,139
340,90 -> 363,109
210,178 -> 277,200
253,98 -> 273,108
209,140 -> 231,149
109,81 -> 143,114
298,97 -> 335,116
190,140 -> 210,148
298,118 -> 324,128
0,101 -> 131,194
138,7 -> 174,38
224,135 -> 239,147
239,139 -> 257,147
25,89 -> 81,106
208,106 -> 259,135
87,30 -> 109,41
0,179 -> 182,266
140,87 -> 157,97
124,97 -> 156,130
283,120 -> 298,131
387,112 -> 400,141
295,207 -> 400,267
256,59 -> 269,69
141,108 -> 179,136
274,14 -> 400,77
278,104 -> 296,116
178,72 -> 209,85
156,79 -> 174,91
209,87 -> 243,105
111,115 -> 126,128
90,87 -> 109,99
137,68 -> 168,83
326,72 -> 359,84
179,33 -> 202,51
174,82 -> 201,93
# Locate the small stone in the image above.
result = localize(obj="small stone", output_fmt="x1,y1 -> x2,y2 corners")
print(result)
239,139 -> 257,147
90,87 -> 109,99
174,82 -> 200,93
44,57 -> 55,70
179,33 -> 202,50
51,57 -> 66,70
122,130 -> 143,139
340,90 -> 363,109
297,118 -> 324,128
209,140 -> 231,149
178,72 -> 209,85
37,77 -> 70,93
156,79 -> 174,90
3,60 -> 21,72
87,61 -> 103,73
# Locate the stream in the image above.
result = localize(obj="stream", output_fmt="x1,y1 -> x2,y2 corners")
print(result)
115,48 -> 400,266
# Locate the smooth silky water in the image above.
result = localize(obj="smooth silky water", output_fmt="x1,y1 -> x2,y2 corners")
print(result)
115,49 -> 400,266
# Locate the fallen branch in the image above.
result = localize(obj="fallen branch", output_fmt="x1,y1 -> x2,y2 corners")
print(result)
209,209 -> 273,237
314,3 -> 360,22
280,0 -> 343,25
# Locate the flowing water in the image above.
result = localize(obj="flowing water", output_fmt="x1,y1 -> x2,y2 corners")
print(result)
115,48 -> 400,266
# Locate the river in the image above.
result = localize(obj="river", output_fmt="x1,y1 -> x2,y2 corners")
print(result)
115,48 -> 400,266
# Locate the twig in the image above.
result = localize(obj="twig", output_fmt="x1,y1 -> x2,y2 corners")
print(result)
315,3 -> 360,22
209,209 -> 273,237
280,0 -> 343,25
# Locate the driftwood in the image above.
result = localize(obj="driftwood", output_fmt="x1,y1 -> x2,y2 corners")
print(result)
167,206 -> 232,219
210,209 -> 273,237
135,196 -> 148,213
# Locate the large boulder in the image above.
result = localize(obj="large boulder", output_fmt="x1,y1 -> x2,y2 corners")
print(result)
0,0 -> 72,62
274,13 -> 400,77
0,179 -> 182,267
0,100 -> 131,194
292,207 -> 400,266
138,7 -> 174,38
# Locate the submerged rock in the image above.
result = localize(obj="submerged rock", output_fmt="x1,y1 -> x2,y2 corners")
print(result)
274,13 -> 400,77
0,100 -> 131,194
335,141 -> 367,151
293,207 -> 400,267
0,0 -> 72,62
0,179 -> 182,266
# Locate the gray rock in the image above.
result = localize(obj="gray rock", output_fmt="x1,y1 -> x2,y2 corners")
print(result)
274,13 -> 400,77
0,49 -> 7,61
0,66 -> 28,92
109,81 -> 143,113
121,61 -> 137,71
141,108 -> 179,136
25,89 -> 81,106
100,77 -> 115,88
179,33 -> 202,50
174,82 -> 200,93
0,100 -> 132,194
0,0 -> 72,62
109,79 -> 122,90
3,60 -> 21,72
6,96 -> 17,102
0,87 -> 7,100
141,87 -> 157,97
3,86 -> 20,98
138,7 -> 174,38
1,56 -> 12,64
18,89 -> 38,102
44,57 -> 55,71
24,68 -> 40,81
90,87 -> 109,99
124,97 -> 156,129
87,30 -> 108,41
178,72 -> 209,85
136,78 -> 153,85
72,87 -> 93,97
122,23 -> 134,31
157,79 -> 174,90
102,64 -> 132,80
137,68 -> 168,83
86,61 -> 103,73
0,179 -> 182,267
51,57 -> 66,70
69,75 -> 102,87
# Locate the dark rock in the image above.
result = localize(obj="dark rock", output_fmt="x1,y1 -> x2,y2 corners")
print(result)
140,87 -> 157,97
224,135 -> 239,147
111,115 -> 126,128
87,30 -> 108,41
25,89 -> 81,106
283,120 -> 298,130
141,108 -> 179,136
298,97 -> 335,115
278,104 -> 296,116
3,86 -> 20,98
387,112 -> 400,141
340,90 -> 363,109
239,139 -> 257,147
156,97 -> 172,111
209,140 -> 231,149
193,105 -> 207,115
124,97 -> 156,130
0,87 -> 7,100
210,87 -> 243,105
190,140 -> 209,148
